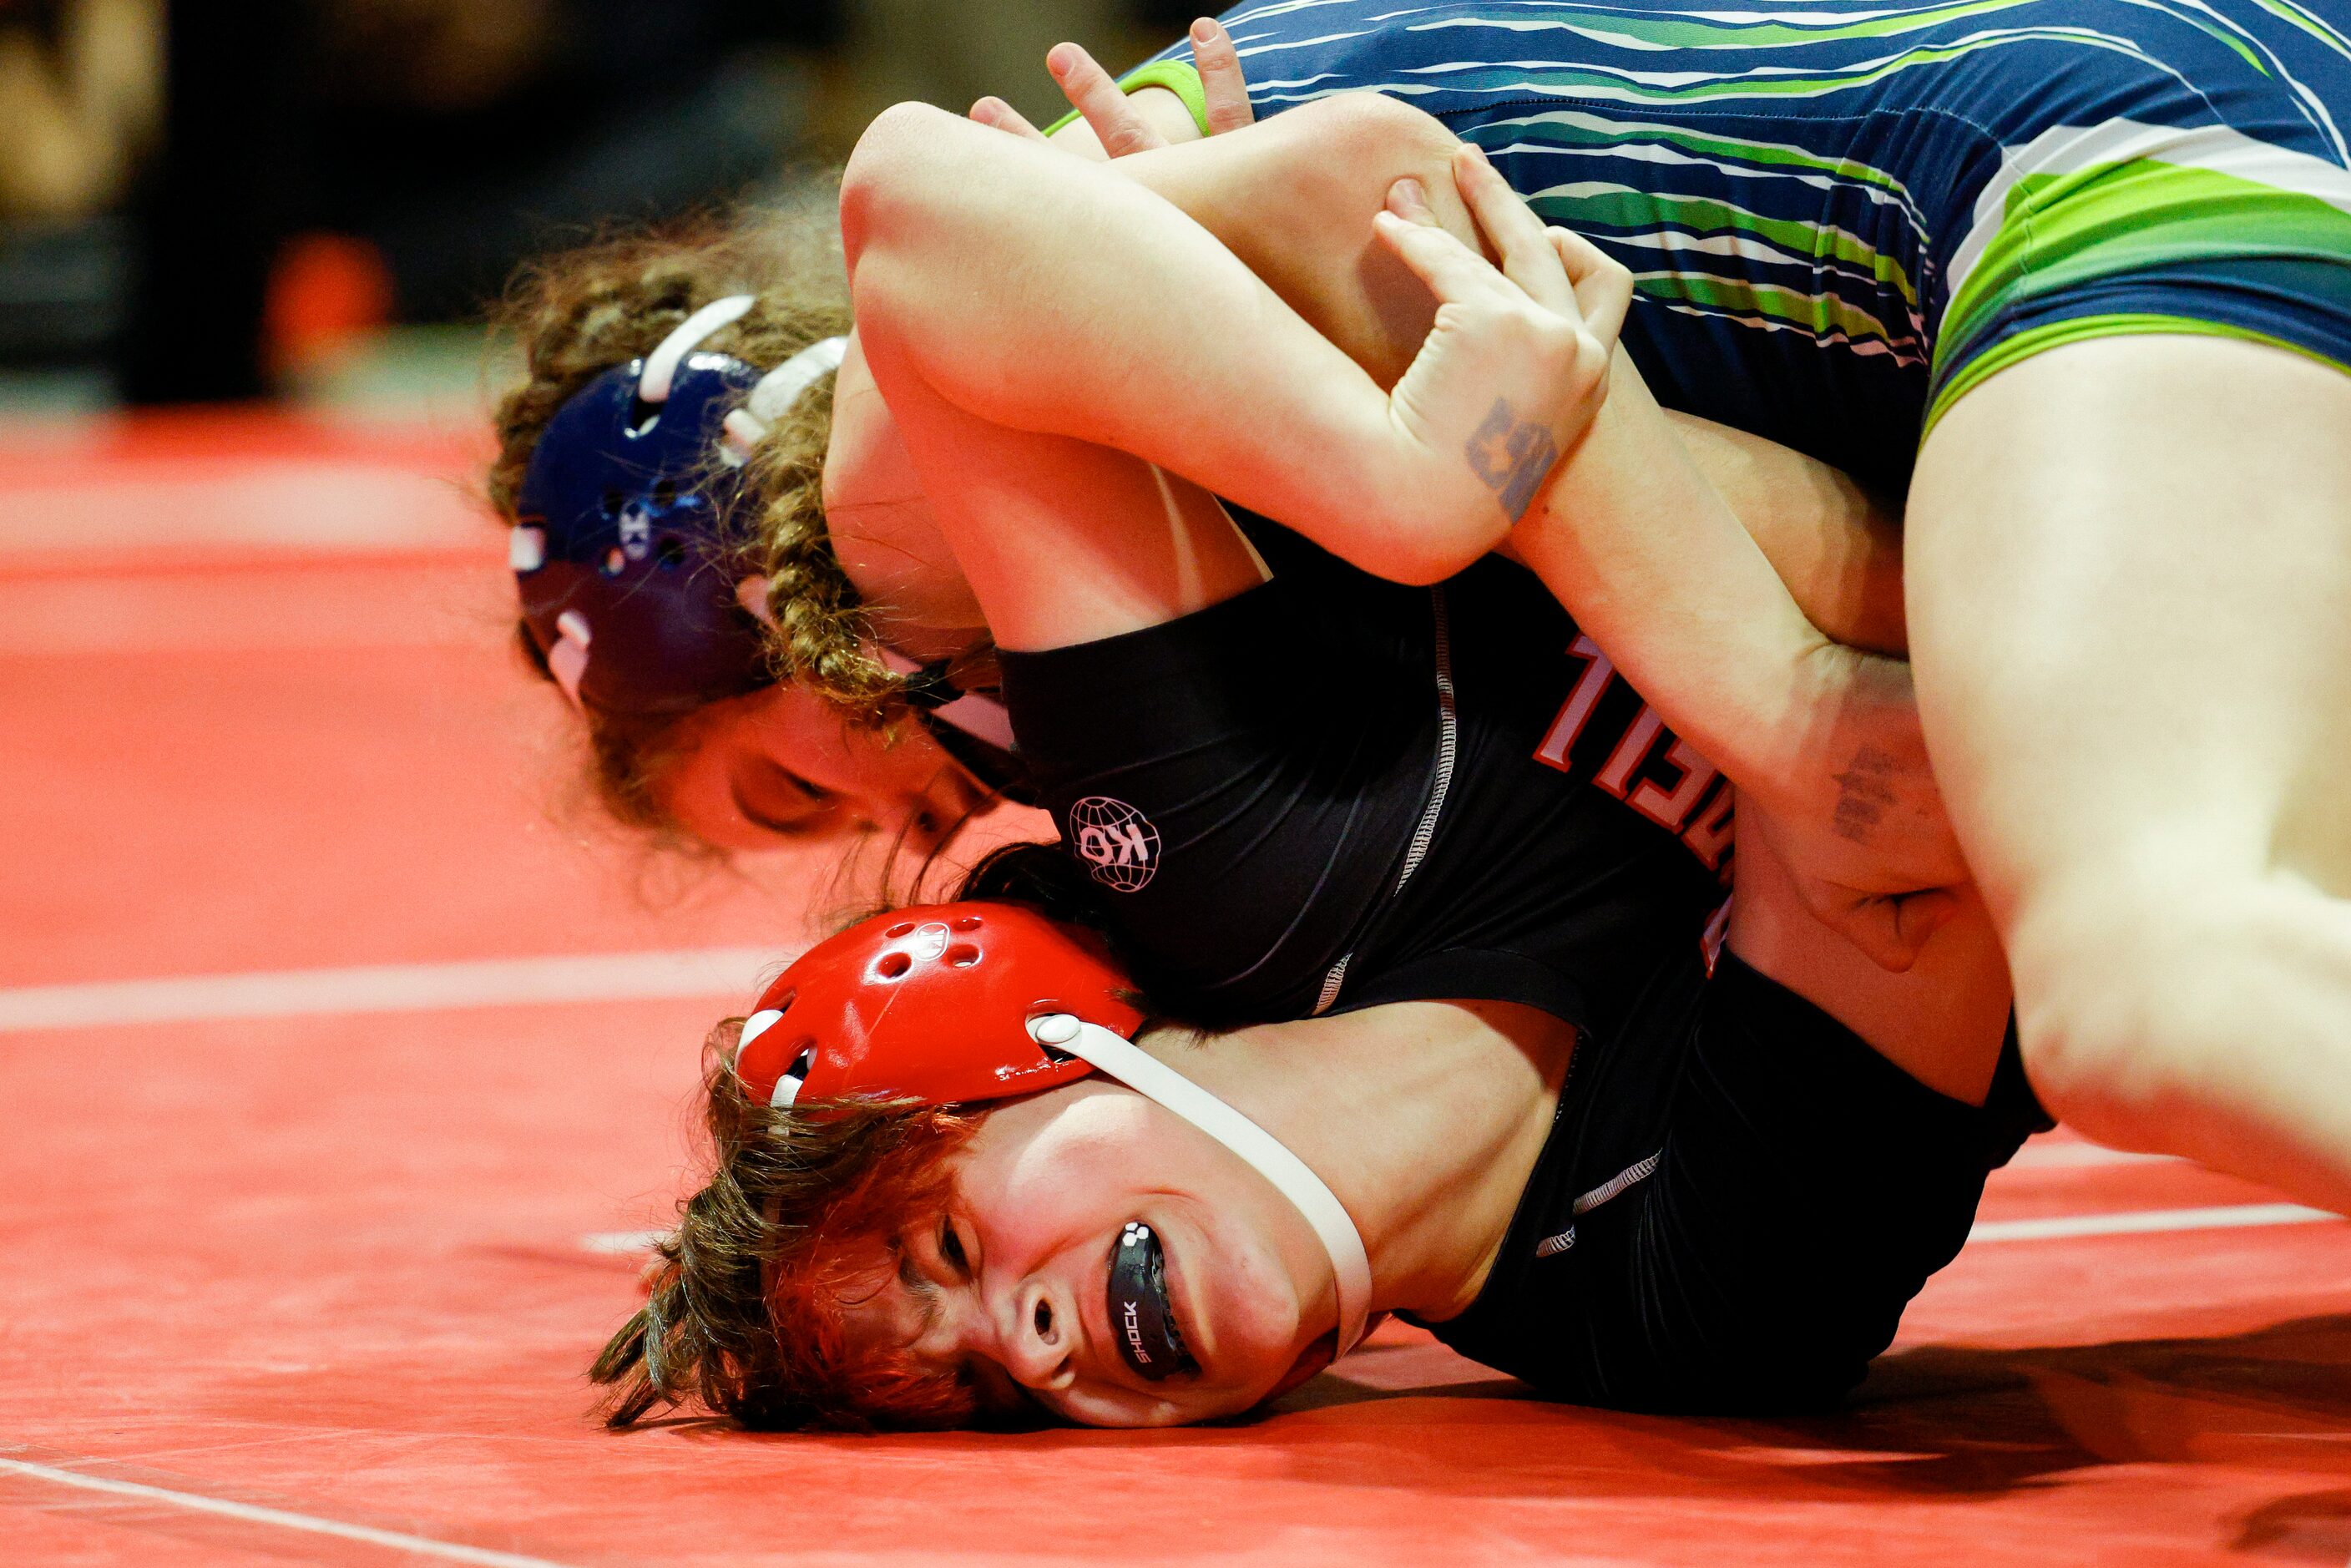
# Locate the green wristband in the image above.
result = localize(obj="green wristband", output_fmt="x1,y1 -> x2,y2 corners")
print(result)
1041,59 -> 1211,139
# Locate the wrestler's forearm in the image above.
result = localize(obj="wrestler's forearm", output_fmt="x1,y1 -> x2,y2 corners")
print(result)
1658,411 -> 1907,655
1096,94 -> 1911,650
1514,357 -> 1963,888
841,101 -> 1514,584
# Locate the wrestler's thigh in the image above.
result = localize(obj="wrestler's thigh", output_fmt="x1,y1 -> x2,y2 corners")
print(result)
1905,334 -> 2351,929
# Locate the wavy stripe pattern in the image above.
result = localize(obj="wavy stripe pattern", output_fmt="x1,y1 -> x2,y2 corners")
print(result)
1150,0 -> 2351,480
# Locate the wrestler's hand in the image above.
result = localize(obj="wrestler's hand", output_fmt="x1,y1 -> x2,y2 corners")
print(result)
1745,806 -> 1965,974
1792,877 -> 1964,973
1744,656 -> 1972,971
1375,143 -> 1620,541
973,18 -> 1254,155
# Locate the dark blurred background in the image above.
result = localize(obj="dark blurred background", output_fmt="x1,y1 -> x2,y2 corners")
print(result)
0,0 -> 1195,417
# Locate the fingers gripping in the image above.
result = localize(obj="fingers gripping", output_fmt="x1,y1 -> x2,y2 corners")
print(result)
1423,139 -> 1633,364
1378,166 -> 1612,412
1550,226 -> 1635,347
1372,208 -> 1607,530
1796,878 -> 1964,974
1191,18 -> 1256,133
1372,210 -> 1515,307
970,95 -> 1049,144
1049,42 -> 1162,158
1452,143 -> 1580,319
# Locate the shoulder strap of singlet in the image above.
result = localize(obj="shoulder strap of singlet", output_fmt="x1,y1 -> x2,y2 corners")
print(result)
1042,58 -> 1209,139
875,646 -> 1012,746
876,645 -> 1034,802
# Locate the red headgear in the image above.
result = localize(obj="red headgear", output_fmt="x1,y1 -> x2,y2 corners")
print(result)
732,903 -> 1147,1110
729,899 -> 1375,1357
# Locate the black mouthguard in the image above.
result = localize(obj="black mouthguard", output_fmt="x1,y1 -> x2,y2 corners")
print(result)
1107,1222 -> 1196,1381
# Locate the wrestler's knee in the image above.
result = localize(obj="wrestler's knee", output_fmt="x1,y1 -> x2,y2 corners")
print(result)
2001,866 -> 2284,1151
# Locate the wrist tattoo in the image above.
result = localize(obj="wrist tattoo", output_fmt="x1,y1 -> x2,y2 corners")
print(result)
1831,745 -> 1900,842
1464,397 -> 1560,522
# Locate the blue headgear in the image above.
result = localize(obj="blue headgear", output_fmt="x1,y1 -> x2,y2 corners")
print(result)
510,296 -> 848,716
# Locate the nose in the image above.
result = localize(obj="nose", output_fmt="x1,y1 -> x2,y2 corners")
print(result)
880,767 -> 988,854
989,1280 -> 1076,1393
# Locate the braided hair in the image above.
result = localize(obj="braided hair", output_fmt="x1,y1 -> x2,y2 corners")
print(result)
488,203 -> 911,830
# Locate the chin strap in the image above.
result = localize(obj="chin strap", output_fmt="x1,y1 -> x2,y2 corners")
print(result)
1028,1014 -> 1373,1358
640,295 -> 756,404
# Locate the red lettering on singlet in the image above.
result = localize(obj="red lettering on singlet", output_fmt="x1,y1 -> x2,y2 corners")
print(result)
1682,782 -> 1736,871
1533,634 -> 1614,772
1595,708 -> 1665,798
1534,635 -> 1732,873
1628,736 -> 1722,832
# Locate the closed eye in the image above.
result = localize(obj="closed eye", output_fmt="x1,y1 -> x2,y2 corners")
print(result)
729,765 -> 836,837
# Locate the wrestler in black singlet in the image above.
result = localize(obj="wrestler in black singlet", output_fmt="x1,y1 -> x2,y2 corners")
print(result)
1000,523 -> 2048,1412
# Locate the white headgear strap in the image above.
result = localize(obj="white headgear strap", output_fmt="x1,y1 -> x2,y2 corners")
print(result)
548,609 -> 593,710
1028,1014 -> 1374,1359
720,335 -> 851,465
638,295 -> 756,405
748,336 -> 851,422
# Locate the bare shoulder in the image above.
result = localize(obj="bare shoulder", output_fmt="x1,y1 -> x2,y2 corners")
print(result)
1286,996 -> 1574,1065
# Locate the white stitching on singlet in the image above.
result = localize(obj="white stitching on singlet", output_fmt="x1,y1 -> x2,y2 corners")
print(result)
1532,1150 -> 1666,1261
1574,1150 -> 1662,1216
1311,588 -> 1458,1017
1393,587 -> 1458,895
1312,953 -> 1352,1016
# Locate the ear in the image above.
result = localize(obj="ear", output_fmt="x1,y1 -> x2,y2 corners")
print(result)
735,574 -> 778,630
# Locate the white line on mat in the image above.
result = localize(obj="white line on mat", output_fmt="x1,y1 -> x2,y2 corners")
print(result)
581,1230 -> 665,1255
1969,1202 -> 2340,1243
0,948 -> 785,1033
0,1456 -> 578,1568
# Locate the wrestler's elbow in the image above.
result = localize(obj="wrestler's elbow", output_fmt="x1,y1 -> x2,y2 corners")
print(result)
840,100 -> 965,267
1353,506 -> 1506,585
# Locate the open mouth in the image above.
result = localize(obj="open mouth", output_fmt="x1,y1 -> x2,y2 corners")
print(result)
1107,1222 -> 1198,1382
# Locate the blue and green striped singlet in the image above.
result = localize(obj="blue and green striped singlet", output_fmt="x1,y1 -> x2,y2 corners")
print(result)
1121,0 -> 2351,489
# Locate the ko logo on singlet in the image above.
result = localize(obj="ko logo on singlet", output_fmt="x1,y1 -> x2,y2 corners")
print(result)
1068,796 -> 1160,893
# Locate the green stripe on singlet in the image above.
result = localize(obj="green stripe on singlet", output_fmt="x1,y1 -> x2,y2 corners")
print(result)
1487,108 -> 1922,213
1526,182 -> 1924,307
1485,108 -> 1929,354
1924,311 -> 2351,437
1931,157 -> 2351,425
1628,267 -> 1923,353
1411,1 -> 2270,78
2247,0 -> 2351,57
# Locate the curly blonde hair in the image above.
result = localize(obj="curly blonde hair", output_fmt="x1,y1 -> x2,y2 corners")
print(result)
488,203 -> 911,829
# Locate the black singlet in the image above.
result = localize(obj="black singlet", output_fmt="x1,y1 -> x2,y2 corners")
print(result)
999,524 -> 2048,1413
998,523 -> 1731,1035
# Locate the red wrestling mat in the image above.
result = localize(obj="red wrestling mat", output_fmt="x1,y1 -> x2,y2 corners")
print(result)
3,414 -> 2347,1567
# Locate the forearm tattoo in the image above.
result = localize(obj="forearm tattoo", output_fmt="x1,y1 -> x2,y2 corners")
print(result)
1464,397 -> 1560,523
1831,745 -> 1901,843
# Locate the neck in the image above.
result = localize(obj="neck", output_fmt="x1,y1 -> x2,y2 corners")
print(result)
1140,999 -> 1573,1325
